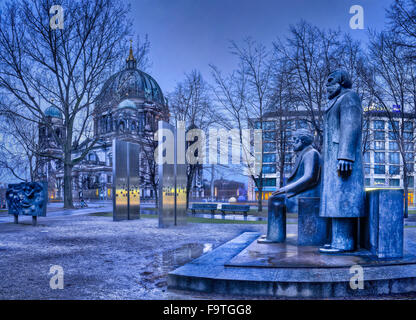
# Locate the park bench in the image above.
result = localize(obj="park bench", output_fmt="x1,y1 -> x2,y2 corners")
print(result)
220,204 -> 250,217
190,203 -> 218,215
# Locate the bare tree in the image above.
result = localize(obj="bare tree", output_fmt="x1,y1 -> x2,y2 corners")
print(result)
0,0 -> 131,208
139,128 -> 159,207
210,38 -> 274,212
273,21 -> 347,149
168,70 -> 214,209
267,57 -> 299,188
363,30 -> 416,217
0,110 -> 40,182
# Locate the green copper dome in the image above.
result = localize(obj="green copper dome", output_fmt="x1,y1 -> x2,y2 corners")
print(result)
45,105 -> 63,119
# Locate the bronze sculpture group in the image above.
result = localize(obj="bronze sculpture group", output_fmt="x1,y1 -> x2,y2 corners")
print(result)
265,69 -> 365,254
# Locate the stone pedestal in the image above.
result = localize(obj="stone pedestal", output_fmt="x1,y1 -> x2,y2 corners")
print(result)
360,189 -> 404,259
298,197 -> 328,246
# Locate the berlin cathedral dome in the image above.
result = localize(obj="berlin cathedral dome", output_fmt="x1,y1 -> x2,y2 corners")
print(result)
40,43 -> 171,201
95,43 -> 168,114
93,43 -> 169,141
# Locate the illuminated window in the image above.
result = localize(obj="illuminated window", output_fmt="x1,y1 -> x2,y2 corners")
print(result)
374,178 -> 386,186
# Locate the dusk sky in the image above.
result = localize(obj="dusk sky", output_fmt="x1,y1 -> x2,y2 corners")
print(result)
130,0 -> 392,94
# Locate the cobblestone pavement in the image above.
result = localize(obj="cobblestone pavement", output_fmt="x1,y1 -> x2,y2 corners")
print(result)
0,214 -> 416,300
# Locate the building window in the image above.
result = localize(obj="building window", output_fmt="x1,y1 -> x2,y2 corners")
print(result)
405,152 -> 414,162
389,142 -> 399,151
388,131 -> 397,140
389,166 -> 400,175
255,178 -> 276,187
374,178 -> 386,186
374,131 -> 385,140
388,121 -> 399,131
263,122 -> 275,131
389,152 -> 400,164
284,154 -> 292,163
404,132 -> 413,140
374,141 -> 385,150
364,166 -> 371,175
263,153 -> 276,163
404,121 -> 413,131
389,179 -> 400,187
374,120 -> 385,129
405,142 -> 414,152
283,164 -> 292,174
262,164 -> 276,174
107,175 -> 112,183
364,152 -> 371,163
406,176 -> 414,188
264,142 -> 276,152
375,152 -> 385,164
374,165 -> 385,174
263,131 -> 276,141
365,178 -> 371,186
406,163 -> 414,173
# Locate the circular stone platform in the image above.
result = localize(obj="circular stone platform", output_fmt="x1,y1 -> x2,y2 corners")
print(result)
167,232 -> 416,298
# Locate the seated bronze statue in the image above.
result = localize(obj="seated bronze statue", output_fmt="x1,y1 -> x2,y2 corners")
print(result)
261,129 -> 321,243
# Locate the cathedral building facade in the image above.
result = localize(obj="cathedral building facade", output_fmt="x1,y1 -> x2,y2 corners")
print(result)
37,46 -> 170,201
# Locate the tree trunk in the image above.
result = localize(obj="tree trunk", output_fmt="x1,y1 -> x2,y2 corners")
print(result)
63,163 -> 74,208
154,186 -> 158,209
404,178 -> 409,218
257,187 -> 263,212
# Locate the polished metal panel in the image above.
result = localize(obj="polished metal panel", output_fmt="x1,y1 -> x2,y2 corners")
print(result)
158,121 -> 176,227
158,120 -> 187,227
175,121 -> 187,226
128,142 -> 141,220
113,139 -> 128,221
113,139 -> 141,221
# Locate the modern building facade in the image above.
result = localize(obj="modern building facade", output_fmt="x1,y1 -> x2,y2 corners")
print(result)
248,108 -> 416,206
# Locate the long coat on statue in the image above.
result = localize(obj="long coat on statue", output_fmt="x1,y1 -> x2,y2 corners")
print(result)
319,89 -> 365,218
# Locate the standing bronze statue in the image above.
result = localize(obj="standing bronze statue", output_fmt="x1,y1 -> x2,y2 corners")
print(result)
319,69 -> 365,253
260,129 -> 321,243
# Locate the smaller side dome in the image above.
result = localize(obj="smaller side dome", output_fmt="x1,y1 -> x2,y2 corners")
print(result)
117,99 -> 136,109
45,105 -> 63,119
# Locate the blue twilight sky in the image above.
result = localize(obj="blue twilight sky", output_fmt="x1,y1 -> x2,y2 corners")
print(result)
129,0 -> 392,94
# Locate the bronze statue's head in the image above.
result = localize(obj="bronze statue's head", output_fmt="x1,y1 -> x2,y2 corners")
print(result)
292,129 -> 314,152
326,69 -> 352,100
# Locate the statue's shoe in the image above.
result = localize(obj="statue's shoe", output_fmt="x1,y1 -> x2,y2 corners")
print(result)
319,246 -> 348,254
257,235 -> 285,244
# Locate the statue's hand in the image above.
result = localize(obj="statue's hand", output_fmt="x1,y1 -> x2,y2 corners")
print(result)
337,159 -> 353,177
272,186 -> 287,196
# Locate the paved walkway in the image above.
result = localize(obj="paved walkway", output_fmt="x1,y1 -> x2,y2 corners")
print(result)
0,201 -> 112,224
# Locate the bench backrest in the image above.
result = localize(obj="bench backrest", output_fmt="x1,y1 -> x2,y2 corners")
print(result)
221,204 -> 250,211
191,203 -> 218,209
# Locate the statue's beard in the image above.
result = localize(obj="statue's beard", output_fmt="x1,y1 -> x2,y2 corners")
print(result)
293,144 -> 304,152
327,84 -> 341,100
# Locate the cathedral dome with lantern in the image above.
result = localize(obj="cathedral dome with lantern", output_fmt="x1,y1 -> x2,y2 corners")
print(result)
96,43 -> 168,111
93,42 -> 169,142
